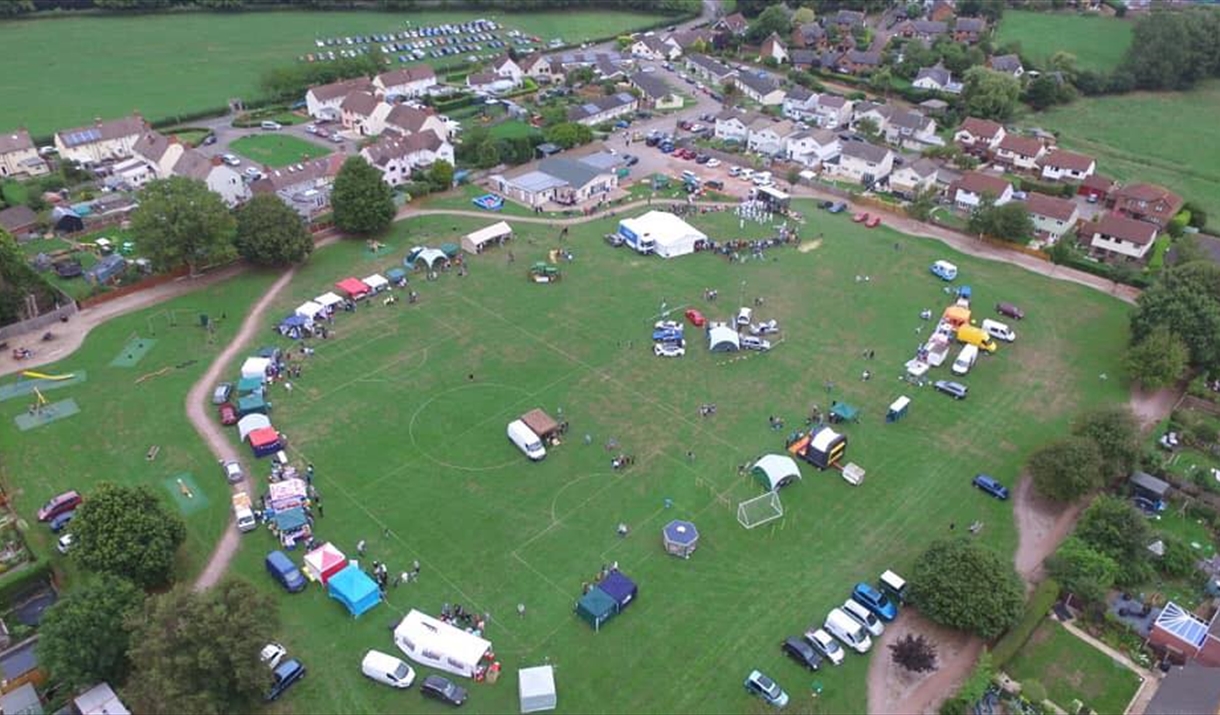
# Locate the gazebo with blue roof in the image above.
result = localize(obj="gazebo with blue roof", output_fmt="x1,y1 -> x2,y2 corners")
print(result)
662,519 -> 699,559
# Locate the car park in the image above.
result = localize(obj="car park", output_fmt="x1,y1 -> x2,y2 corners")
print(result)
744,670 -> 789,708
220,459 -> 244,484
266,659 -> 306,701
654,341 -> 686,357
841,598 -> 885,637
781,636 -> 822,670
933,380 -> 968,399
972,474 -> 1009,500
420,675 -> 467,706
851,582 -> 898,622
212,382 -> 234,404
49,510 -> 75,533
803,628 -> 845,666
38,491 -> 82,521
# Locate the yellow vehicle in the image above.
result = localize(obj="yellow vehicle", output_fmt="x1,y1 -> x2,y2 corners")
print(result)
956,325 -> 997,353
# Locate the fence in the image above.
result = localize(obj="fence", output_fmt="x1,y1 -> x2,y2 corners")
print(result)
0,303 -> 78,342
77,266 -> 191,309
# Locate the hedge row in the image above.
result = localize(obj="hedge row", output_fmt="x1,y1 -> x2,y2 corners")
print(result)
989,578 -> 1061,667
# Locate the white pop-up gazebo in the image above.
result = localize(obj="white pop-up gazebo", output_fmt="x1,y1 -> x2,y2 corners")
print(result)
295,301 -> 325,321
315,292 -> 344,309
240,356 -> 272,380
518,665 -> 557,713
362,274 -> 389,293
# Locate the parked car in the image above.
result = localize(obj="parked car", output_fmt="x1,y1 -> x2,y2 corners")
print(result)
695,154 -> 711,164
265,550 -> 307,593
654,341 -> 686,357
706,158 -> 721,168
305,124 -> 318,134
420,675 -> 468,706
995,302 -> 1025,320
653,328 -> 684,343
853,212 -> 869,223
740,335 -> 771,351
245,167 -> 263,179
866,216 -> 881,228
624,155 -> 639,166
841,598 -> 885,637
330,133 -> 344,143
705,179 -> 724,190
212,382 -> 234,404
804,628 -> 845,666
38,490 -> 82,522
261,643 -> 288,669
362,650 -> 416,689
56,533 -> 74,554
260,121 -> 282,131
218,402 -> 238,426
827,201 -> 847,213
221,154 -> 241,166
851,582 -> 898,622
932,380 -> 968,400
49,510 -> 75,533
685,308 -> 706,327
729,166 -> 742,177
220,459 -> 244,484
972,474 -> 1009,500
744,670 -> 789,708
819,200 -> 834,210
266,659 -> 306,701
781,636 -> 822,670
201,134 -> 218,146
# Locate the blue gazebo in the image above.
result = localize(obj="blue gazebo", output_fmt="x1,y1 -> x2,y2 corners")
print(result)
663,520 -> 699,558
327,564 -> 382,618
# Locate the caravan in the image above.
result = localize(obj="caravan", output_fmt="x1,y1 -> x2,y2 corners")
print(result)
394,609 -> 492,679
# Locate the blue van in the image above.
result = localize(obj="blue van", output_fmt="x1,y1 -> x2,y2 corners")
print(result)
266,550 -> 307,593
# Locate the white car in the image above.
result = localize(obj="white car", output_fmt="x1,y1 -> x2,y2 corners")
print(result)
305,124 -> 318,134
738,168 -> 754,181
804,628 -> 845,666
706,158 -> 721,168
749,319 -> 779,335
740,335 -> 771,351
654,342 -> 686,358
654,320 -> 683,331
260,643 -> 287,669
221,154 -> 241,167
220,459 -> 244,484
330,133 -> 344,143
842,598 -> 885,637
56,533 -> 74,554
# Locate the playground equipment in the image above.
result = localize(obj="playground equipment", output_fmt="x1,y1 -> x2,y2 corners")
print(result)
472,194 -> 505,211
21,371 -> 75,381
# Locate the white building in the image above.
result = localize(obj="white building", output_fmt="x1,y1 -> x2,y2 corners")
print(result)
1025,191 -> 1080,242
0,129 -> 48,178
131,130 -> 185,178
786,129 -> 841,169
306,78 -> 374,120
54,114 -> 146,165
172,149 -> 250,207
361,130 -> 454,187
1040,148 -> 1096,182
747,118 -> 797,157
492,54 -> 524,86
373,66 -> 438,99
831,141 -> 894,186
952,171 -> 1014,210
567,93 -> 639,126
889,158 -> 939,198
341,91 -> 393,136
1088,212 -> 1158,261
733,72 -> 785,106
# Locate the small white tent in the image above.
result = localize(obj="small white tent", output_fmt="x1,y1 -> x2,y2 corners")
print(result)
519,665 -> 557,713
240,356 -> 272,380
295,301 -> 325,320
315,292 -> 344,308
362,274 -> 389,293
619,211 -> 707,259
751,454 -> 802,491
394,609 -> 492,678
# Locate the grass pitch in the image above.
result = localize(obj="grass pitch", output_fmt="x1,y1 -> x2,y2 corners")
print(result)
995,10 -> 1133,73
229,134 -> 331,169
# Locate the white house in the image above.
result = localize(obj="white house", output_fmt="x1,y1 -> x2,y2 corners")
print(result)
1040,148 -> 1096,182
250,154 -> 345,218
884,110 -> 938,148
747,118 -> 797,156
0,129 -> 48,178
361,130 -> 454,187
782,86 -> 819,121
889,157 -> 939,198
631,35 -> 680,62
493,156 -> 618,208
492,54 -> 524,86
812,94 -> 853,129
1088,212 -> 1159,260
172,149 -> 250,207
373,66 -> 438,99
54,114 -> 146,164
952,171 -> 1014,210
733,72 -> 785,106
953,117 -> 1006,155
684,54 -> 737,84
384,105 -> 450,141
519,53 -> 560,82
306,78 -> 373,120
994,134 -> 1046,172
912,65 -> 962,94
630,72 -> 684,111
341,91 -> 393,136
758,33 -> 789,64
105,156 -> 156,190
851,102 -> 893,134
131,130 -> 184,179
714,110 -> 756,144
785,129 -> 841,169
567,93 -> 639,126
988,54 -> 1025,78
1025,191 -> 1080,242
832,141 -> 894,186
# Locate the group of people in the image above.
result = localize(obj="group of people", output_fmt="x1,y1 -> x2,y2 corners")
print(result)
697,403 -> 717,417
610,454 -> 636,470
440,602 -> 485,633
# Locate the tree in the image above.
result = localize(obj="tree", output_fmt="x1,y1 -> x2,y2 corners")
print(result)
1131,261 -> 1220,371
962,66 -> 1022,122
38,574 -> 143,690
1047,537 -> 1119,604
1072,405 -> 1141,482
791,6 -> 815,27
1024,74 -> 1063,110
1076,495 -> 1153,585
958,0 -> 1003,22
968,198 -> 1033,242
746,4 -> 791,43
427,159 -> 455,191
907,187 -> 938,221
1158,535 -> 1198,578
0,229 -> 60,325
869,67 -> 894,98
910,538 -> 1025,639
233,194 -> 313,267
126,580 -> 277,715
130,177 -> 236,275
1047,51 -> 1078,75
890,633 -> 938,673
786,167 -> 802,188
1128,326 -> 1189,389
854,117 -> 882,144
1028,436 -> 1104,502
543,122 -> 593,149
331,156 -> 395,235
71,483 -> 186,588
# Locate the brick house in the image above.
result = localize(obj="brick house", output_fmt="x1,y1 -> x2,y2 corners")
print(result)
1111,183 -> 1184,229
953,117 -> 1006,156
1086,212 -> 1159,261
994,134 -> 1046,172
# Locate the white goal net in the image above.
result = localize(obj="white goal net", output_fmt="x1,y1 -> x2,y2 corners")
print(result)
737,491 -> 784,529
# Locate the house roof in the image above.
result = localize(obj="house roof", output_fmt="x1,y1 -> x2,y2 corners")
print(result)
1092,212 -> 1159,246
667,29 -> 714,49
796,22 -> 825,44
761,33 -> 786,57
466,71 -> 499,87
905,157 -> 940,179
252,154 -> 343,194
686,54 -> 735,78
363,130 -> 445,167
735,71 -> 782,96
890,109 -> 933,132
538,156 -> 608,188
132,131 -> 175,164
1115,182 -> 1183,207
819,94 -> 849,110
518,52 -> 548,72
341,91 -> 381,117
0,205 -> 38,232
958,117 -> 1004,140
1042,148 -> 1094,172
833,9 -> 866,26
638,36 -> 672,54
955,17 -> 987,32
786,85 -> 816,102
998,134 -> 1044,157
171,148 -> 218,181
989,54 -> 1023,73
790,128 -> 840,147
1154,601 -> 1210,648
492,54 -> 518,71
956,171 -> 1012,197
1145,664 -> 1220,715
630,71 -> 675,100
1026,192 -> 1078,222
1082,173 -> 1117,192
844,50 -> 883,66
56,114 -> 145,148
309,78 -> 373,102
567,93 -> 636,121
790,49 -> 817,66
385,105 -> 436,134
0,129 -> 34,155
595,58 -> 623,78
376,65 -> 436,89
841,140 -> 891,164
915,66 -> 951,87
898,19 -> 948,35
718,12 -> 748,33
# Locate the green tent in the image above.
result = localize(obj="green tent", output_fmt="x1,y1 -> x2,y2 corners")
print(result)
575,587 -> 617,632
439,243 -> 460,258
651,174 -> 670,190
237,394 -> 268,416
237,376 -> 263,394
830,402 -> 859,423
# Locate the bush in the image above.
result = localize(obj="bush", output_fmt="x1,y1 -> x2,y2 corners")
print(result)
989,578 -> 1061,667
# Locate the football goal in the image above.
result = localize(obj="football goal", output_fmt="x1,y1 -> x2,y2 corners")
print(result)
737,491 -> 784,529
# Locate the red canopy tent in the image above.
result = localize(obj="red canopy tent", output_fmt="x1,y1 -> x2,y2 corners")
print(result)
335,277 -> 371,300
304,542 -> 347,584
248,426 -> 283,458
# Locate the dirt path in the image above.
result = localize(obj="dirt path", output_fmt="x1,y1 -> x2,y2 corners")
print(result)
1129,384 -> 1180,432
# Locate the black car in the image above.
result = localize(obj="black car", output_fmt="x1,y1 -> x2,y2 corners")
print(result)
266,659 -> 306,701
819,200 -> 834,210
201,133 -> 218,146
933,380 -> 969,400
421,675 -> 468,706
624,155 -> 639,166
695,154 -> 711,164
781,636 -> 822,671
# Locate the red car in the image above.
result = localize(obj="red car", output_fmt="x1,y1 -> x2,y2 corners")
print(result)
685,308 -> 706,327
866,216 -> 882,228
218,402 -> 238,426
38,490 -> 81,522
852,212 -> 869,223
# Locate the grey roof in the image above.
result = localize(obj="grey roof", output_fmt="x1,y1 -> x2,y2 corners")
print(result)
578,151 -> 623,171
132,131 -> 175,163
376,65 -> 436,88
0,682 -> 42,715
1131,470 -> 1171,497
309,78 -> 374,102
56,114 -> 145,148
466,72 -> 498,86
507,170 -> 567,193
686,54 -> 735,78
955,17 -> 987,33
786,85 -> 815,102
171,149 -> 216,181
905,158 -> 939,178
990,54 -> 1023,73
630,71 -> 674,100
0,205 -> 38,232
0,129 -> 34,155
911,20 -> 948,35
833,9 -> 865,26
538,156 -> 608,188
790,49 -> 817,66
890,109 -> 933,132
735,71 -> 781,96
844,50 -> 882,67
1146,664 -> 1220,715
841,140 -> 891,164
819,94 -> 849,109
797,22 -> 825,44
567,93 -> 636,121
341,90 -> 381,116
915,66 -> 952,87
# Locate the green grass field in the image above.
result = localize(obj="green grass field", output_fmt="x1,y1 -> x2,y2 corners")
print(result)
0,199 -> 1132,713
0,9 -> 670,136
995,10 -> 1133,73
229,134 -> 331,168
1007,621 -> 1142,714
1031,81 -> 1220,220
488,120 -> 541,141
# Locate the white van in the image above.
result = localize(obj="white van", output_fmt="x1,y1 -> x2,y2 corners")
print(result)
681,170 -> 699,183
981,318 -> 1016,343
507,419 -> 546,461
752,171 -> 773,186
361,650 -> 416,689
951,344 -> 979,376
842,598 -> 885,637
825,607 -> 872,654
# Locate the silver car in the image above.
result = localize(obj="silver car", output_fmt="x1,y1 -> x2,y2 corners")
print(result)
220,459 -> 244,484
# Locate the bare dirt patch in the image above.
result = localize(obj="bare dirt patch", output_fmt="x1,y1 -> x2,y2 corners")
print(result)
798,239 -> 823,253
866,611 -> 985,715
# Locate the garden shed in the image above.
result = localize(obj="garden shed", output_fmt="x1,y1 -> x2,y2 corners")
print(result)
328,564 -> 382,618
576,587 -> 618,632
518,665 -> 557,714
751,454 -> 802,491
462,221 -> 513,254
1130,470 -> 1170,505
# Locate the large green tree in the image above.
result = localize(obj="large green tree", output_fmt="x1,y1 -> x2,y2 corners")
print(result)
746,4 -> 791,43
1121,8 -> 1220,91
910,538 -> 1024,639
1028,436 -> 1104,503
130,177 -> 236,275
961,66 -> 1022,122
126,580 -> 278,715
38,574 -> 143,689
331,156 -> 395,235
1128,325 -> 1190,389
968,198 -> 1033,242
427,159 -> 455,191
1072,406 -> 1141,482
0,229 -> 60,325
1047,537 -> 1118,604
1075,495 -> 1153,586
70,483 -> 187,588
1130,261 -> 1220,371
233,194 -> 314,267
543,122 -> 593,149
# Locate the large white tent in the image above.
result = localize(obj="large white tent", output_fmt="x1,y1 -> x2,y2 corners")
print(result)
519,665 -> 557,713
394,609 -> 492,678
707,324 -> 740,352
362,274 -> 389,293
618,211 -> 707,259
240,356 -> 272,380
462,220 -> 512,254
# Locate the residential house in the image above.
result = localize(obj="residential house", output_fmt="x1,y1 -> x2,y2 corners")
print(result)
465,72 -> 502,93
1112,183 -> 1184,228
631,35 -> 679,62
75,682 -> 131,715
306,78 -> 373,120
104,157 -> 156,191
792,22 -> 826,49
684,54 -> 737,84
994,134 -> 1046,172
383,104 -> 450,141
373,65 -> 437,99
785,129 -> 842,169
953,17 -> 988,43
789,49 -> 817,68
594,57 -> 625,81
1086,211 -> 1159,260
929,1 -> 955,22
518,53 -> 560,83
1039,148 -> 1096,182
1144,664 -> 1220,715
889,157 -> 940,198
131,131 -> 184,179
549,50 -> 624,72
714,110 -> 757,144
340,91 -> 392,136
839,49 -> 883,75
913,65 -> 962,94
492,54 -> 524,86
1078,173 -> 1117,203
567,93 -> 639,126
759,33 -> 789,64
1025,191 -> 1080,242
54,114 -> 146,165
0,129 -> 48,178
733,72 -> 785,106
782,86 -> 819,121
952,171 -> 1013,210
953,116 -> 1006,155
831,140 -> 894,186
361,130 -> 454,187
747,118 -> 797,156
894,19 -> 948,41
666,29 -> 715,52
831,9 -> 866,29
630,72 -> 683,111
171,149 -> 249,207
0,205 -> 38,237
885,109 -> 938,148
812,94 -> 853,129
250,154 -> 344,218
493,156 -> 618,208
851,101 -> 893,134
714,12 -> 749,36
988,54 -> 1024,78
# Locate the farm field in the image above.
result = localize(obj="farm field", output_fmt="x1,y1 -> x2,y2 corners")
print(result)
995,10 -> 1133,73
229,134 -> 331,168
1006,621 -> 1142,714
1031,82 -> 1220,220
0,9 -> 670,136
1,199 -> 1132,713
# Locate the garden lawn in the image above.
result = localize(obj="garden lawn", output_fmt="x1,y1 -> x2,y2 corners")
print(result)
1030,81 -> 1220,220
229,134 -> 331,168
1007,621 -> 1142,714
488,120 -> 541,141
166,128 -> 210,147
0,9 -> 672,136
995,10 -> 1133,73
200,199 -> 1129,714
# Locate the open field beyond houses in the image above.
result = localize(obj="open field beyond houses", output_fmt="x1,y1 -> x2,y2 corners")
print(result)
995,10 -> 1133,73
1,199 -> 1132,713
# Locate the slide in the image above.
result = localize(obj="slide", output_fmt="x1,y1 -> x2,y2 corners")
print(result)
21,371 -> 74,381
